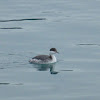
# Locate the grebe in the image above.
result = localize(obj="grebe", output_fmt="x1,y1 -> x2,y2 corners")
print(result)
29,48 -> 59,64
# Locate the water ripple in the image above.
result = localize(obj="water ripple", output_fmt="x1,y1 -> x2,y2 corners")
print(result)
60,70 -> 73,71
0,83 -> 23,86
0,27 -> 22,29
78,43 -> 100,46
0,18 -> 46,22
0,83 -> 10,85
0,27 -> 23,29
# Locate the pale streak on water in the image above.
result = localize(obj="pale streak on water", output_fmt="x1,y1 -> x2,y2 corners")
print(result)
0,0 -> 100,100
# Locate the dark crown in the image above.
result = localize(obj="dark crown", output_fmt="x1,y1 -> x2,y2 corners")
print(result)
50,48 -> 57,52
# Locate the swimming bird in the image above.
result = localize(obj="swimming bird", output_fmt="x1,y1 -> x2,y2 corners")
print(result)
29,48 -> 59,64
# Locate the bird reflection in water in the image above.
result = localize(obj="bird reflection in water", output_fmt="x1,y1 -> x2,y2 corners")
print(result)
31,63 -> 59,74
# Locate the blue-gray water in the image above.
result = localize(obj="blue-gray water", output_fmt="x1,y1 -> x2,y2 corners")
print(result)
0,0 -> 100,100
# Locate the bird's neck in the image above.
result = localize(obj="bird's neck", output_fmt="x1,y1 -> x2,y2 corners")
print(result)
49,53 -> 57,62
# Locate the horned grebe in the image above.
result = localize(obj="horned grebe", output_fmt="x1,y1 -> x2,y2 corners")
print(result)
29,48 -> 59,64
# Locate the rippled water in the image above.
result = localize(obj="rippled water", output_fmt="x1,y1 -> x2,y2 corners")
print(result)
0,0 -> 100,100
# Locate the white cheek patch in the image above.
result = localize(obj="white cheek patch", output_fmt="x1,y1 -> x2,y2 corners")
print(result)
50,51 -> 56,54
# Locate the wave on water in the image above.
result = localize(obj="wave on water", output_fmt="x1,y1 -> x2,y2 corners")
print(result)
0,83 -> 23,85
0,18 -> 46,29
0,18 -> 46,22
0,83 -> 10,85
0,27 -> 22,29
78,43 -> 100,46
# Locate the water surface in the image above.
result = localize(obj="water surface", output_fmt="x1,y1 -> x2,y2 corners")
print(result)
0,0 -> 100,100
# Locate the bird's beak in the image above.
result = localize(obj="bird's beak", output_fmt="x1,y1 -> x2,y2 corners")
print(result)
56,51 -> 59,54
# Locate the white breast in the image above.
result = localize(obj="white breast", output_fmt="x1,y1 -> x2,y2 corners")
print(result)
50,55 -> 57,63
